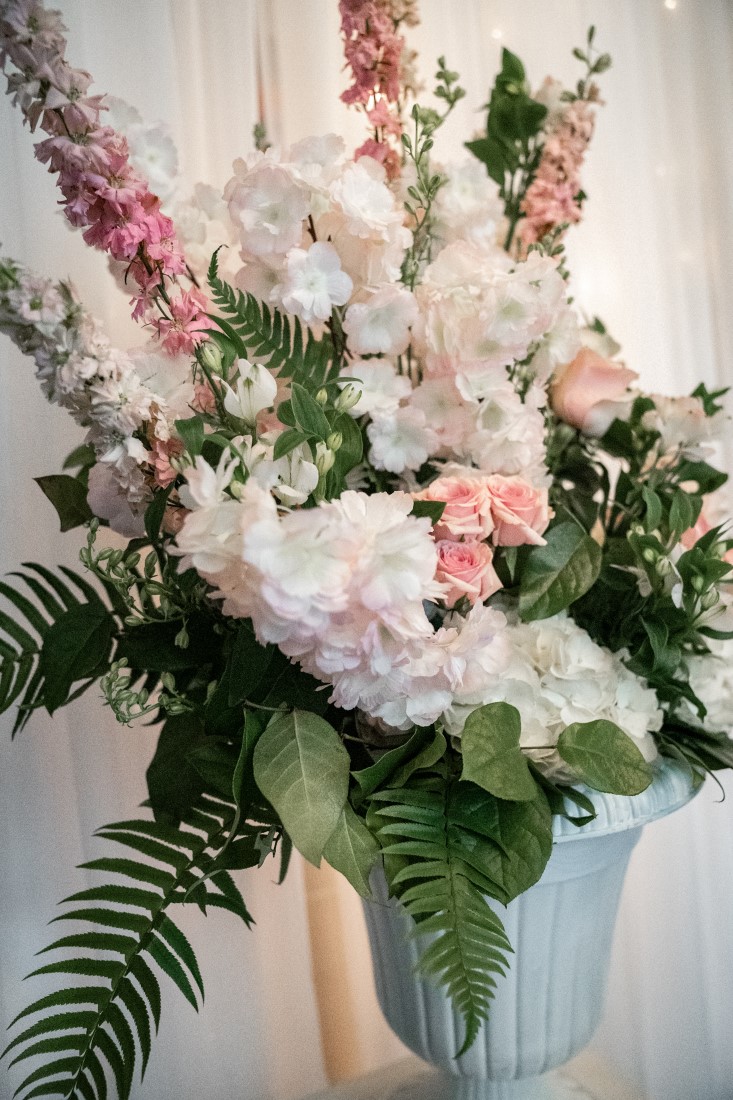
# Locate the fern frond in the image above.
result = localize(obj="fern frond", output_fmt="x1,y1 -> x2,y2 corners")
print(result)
0,565 -> 108,734
369,777 -> 514,1056
208,259 -> 335,389
3,798 -> 252,1100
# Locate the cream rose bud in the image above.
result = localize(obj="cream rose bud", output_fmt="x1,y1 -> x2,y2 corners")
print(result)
413,476 -> 493,540
550,346 -> 638,436
435,539 -> 502,608
487,475 -> 552,547
223,359 -> 278,425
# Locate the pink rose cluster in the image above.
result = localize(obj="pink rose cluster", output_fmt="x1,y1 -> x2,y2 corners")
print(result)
414,473 -> 552,609
517,98 -> 596,250
338,0 -> 417,178
0,0 -> 207,354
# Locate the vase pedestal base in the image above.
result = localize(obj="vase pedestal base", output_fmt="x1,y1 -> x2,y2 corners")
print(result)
383,1067 -> 593,1100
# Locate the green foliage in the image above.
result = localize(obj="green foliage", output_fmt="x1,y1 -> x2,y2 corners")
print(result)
466,47 -> 547,247
323,803 -> 380,897
518,522 -> 602,621
252,710 -> 351,865
460,703 -> 538,801
2,799 -> 251,1100
0,564 -> 110,734
207,250 -> 335,389
34,475 -> 93,532
369,768 -> 552,1055
556,720 -> 653,795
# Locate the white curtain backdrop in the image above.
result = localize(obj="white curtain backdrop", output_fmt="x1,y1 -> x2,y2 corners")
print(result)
1,3 -> 732,1099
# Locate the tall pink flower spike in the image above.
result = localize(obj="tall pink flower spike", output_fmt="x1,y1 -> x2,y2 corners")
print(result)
0,0 -> 209,355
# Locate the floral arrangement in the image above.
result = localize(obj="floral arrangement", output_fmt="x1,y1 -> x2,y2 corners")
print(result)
2,1 -> 733,1096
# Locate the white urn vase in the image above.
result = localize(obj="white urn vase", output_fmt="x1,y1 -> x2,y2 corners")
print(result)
361,760 -> 697,1100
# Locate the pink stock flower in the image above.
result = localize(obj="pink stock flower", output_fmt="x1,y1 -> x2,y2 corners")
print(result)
151,434 -> 184,489
435,539 -> 502,607
153,289 -> 210,356
487,476 -> 552,547
0,0 -> 204,341
517,98 -> 596,249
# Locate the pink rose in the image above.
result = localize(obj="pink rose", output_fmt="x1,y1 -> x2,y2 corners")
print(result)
414,476 -> 493,541
550,346 -> 638,436
435,540 -> 502,608
487,476 -> 552,547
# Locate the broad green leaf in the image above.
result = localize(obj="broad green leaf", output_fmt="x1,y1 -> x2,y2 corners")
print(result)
144,486 -> 173,543
410,499 -> 446,524
483,793 -> 554,903
290,382 -> 330,438
557,719 -> 653,795
253,710 -> 350,864
519,522 -> 602,622
272,427 -> 310,460
39,603 -> 114,713
174,415 -> 205,456
461,703 -> 538,802
187,738 -> 239,799
34,474 -> 93,531
353,727 -> 437,797
323,804 -> 380,896
227,621 -> 273,706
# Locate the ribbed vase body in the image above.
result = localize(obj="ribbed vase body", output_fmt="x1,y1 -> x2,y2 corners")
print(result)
362,762 -> 696,1089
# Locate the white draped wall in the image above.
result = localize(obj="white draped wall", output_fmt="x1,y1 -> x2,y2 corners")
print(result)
1,3 -> 732,1098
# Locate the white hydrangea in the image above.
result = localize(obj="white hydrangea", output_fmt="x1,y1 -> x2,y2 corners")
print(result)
341,358 -> 412,418
367,405 -> 438,473
443,612 -> 661,782
417,242 -> 567,371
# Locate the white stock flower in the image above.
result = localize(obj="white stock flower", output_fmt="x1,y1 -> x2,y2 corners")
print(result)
433,159 -> 504,247
225,155 -> 310,256
642,394 -> 726,459
341,359 -> 412,418
86,460 -> 147,539
223,359 -> 278,426
367,405 -> 439,473
343,285 -> 418,356
279,241 -> 352,323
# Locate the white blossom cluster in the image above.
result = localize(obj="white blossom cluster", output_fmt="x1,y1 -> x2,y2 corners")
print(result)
174,456 -> 511,729
0,259 -> 193,529
443,612 -> 662,780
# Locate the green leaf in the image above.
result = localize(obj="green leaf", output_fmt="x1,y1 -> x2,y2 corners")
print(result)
253,710 -> 350,865
519,522 -> 602,621
148,935 -> 199,1011
353,727 -> 438,797
641,486 -> 662,532
39,603 -> 114,713
323,803 -> 380,896
144,486 -> 173,543
227,621 -> 274,706
187,738 -> 239,799
410,499 -> 446,524
174,415 -> 206,456
272,427 -> 311,460
461,703 -> 538,802
146,715 -> 207,824
34,474 -> 93,532
290,382 -> 331,438
557,719 -> 653,795
483,794 -> 554,903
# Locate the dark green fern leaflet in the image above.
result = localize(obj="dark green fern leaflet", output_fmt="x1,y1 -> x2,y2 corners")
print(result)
0,564 -> 111,735
3,797 -> 252,1100
369,775 -> 531,1056
207,249 -> 336,390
